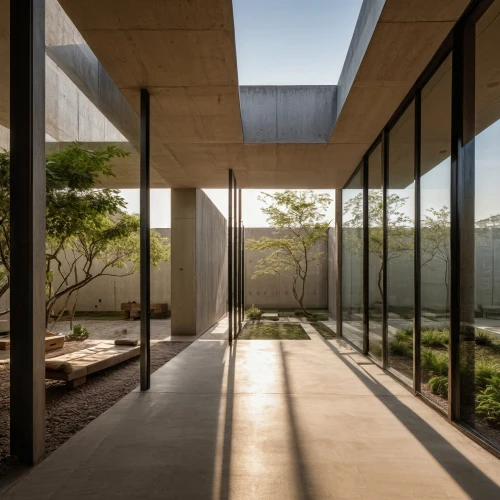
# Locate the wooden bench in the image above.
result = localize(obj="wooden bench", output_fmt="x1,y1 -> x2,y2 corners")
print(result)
0,331 -> 65,351
45,341 -> 140,388
121,302 -> 169,320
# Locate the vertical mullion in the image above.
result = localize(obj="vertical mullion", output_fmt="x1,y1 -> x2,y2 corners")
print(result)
238,189 -> 242,330
233,177 -> 238,335
450,29 -> 465,422
382,130 -> 389,369
414,90 -> 422,394
140,88 -> 151,391
10,0 -> 46,465
228,170 -> 233,345
363,158 -> 369,355
242,224 -> 245,316
336,189 -> 343,337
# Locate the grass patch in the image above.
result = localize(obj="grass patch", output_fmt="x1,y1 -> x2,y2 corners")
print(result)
311,322 -> 336,339
239,323 -> 310,340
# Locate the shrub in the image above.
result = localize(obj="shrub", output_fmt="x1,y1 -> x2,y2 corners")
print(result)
429,375 -> 448,398
476,376 -> 500,426
395,328 -> 413,340
294,310 -> 304,317
421,348 -> 448,377
370,341 -> 382,358
66,324 -> 89,341
245,305 -> 262,321
421,329 -> 449,348
475,330 -> 493,346
475,359 -> 500,390
389,339 -> 413,359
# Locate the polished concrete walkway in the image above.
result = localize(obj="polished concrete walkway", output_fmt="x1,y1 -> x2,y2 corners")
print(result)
3,321 -> 500,499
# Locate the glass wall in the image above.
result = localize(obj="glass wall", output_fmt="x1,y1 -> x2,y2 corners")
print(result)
337,0 -> 500,455
368,144 -> 383,360
342,166 -> 364,350
387,103 -> 415,383
459,0 -> 500,449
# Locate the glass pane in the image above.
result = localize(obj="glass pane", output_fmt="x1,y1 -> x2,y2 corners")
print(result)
342,166 -> 364,350
368,144 -> 383,361
460,0 -> 500,449
387,103 -> 415,383
420,54 -> 452,411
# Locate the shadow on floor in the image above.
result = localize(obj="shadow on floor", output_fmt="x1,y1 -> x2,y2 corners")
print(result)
318,336 -> 500,499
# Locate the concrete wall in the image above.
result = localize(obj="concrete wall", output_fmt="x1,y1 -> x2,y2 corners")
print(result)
328,227 -> 336,317
196,190 -> 227,334
244,228 -> 328,310
171,189 -> 227,335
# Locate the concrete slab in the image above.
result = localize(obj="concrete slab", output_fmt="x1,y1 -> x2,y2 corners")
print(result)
4,320 -> 500,499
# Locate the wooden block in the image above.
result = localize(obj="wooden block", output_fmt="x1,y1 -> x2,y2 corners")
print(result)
66,376 -> 87,389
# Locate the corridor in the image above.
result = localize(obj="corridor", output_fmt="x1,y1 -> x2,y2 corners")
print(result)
4,321 -> 500,499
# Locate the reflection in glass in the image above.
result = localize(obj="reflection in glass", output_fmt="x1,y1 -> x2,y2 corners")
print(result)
367,144 -> 383,360
387,103 -> 415,383
342,166 -> 364,350
460,0 -> 500,449
420,54 -> 452,411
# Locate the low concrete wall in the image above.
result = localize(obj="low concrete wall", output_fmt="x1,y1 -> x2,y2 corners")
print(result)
244,228 -> 328,310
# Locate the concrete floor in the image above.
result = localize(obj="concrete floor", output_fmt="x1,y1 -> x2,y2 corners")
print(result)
3,320 -> 500,499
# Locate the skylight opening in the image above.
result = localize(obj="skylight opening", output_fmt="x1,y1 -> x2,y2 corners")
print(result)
233,0 -> 363,86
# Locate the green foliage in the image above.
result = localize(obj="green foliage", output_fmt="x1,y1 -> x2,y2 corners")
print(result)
370,341 -> 382,359
476,376 -> 500,426
475,330 -> 493,346
311,322 -> 336,339
389,339 -> 413,358
421,348 -> 448,377
239,323 -> 309,340
1,143 -> 171,323
66,324 -> 89,341
421,329 -> 449,348
294,310 -> 305,317
429,376 -> 448,398
245,305 -> 262,320
475,359 -> 500,390
246,190 -> 332,314
306,312 -> 329,322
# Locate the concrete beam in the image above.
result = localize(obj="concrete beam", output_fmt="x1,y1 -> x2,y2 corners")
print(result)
240,86 -> 337,143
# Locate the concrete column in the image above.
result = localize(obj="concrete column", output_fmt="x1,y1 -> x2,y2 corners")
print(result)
171,189 -> 197,335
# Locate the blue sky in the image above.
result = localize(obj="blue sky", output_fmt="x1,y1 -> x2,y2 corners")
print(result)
233,0 -> 363,85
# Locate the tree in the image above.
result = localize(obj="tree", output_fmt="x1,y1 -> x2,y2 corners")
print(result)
421,206 -> 450,312
343,191 -> 413,300
246,190 -> 332,314
47,213 -> 170,329
0,142 -> 170,326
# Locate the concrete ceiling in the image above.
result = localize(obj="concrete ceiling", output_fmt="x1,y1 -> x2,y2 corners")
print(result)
1,0 -> 480,189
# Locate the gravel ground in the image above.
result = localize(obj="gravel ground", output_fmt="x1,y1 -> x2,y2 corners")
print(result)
0,339 -> 191,479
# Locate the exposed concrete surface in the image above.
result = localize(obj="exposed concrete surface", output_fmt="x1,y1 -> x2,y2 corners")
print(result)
171,189 -> 227,335
4,321 -> 500,499
240,86 -> 336,143
196,190 -> 227,335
